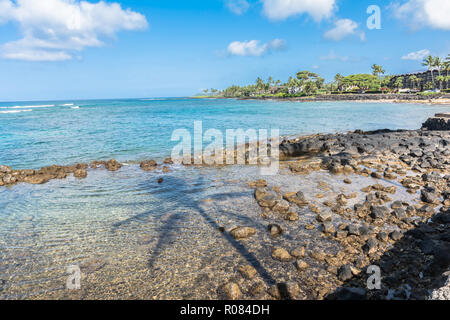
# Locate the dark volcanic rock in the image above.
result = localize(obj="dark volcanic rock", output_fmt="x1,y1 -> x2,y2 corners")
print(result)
370,206 -> 389,220
327,287 -> 366,300
421,188 -> 438,204
338,265 -> 353,281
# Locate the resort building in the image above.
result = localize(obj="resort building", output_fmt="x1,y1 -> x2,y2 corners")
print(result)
389,69 -> 449,91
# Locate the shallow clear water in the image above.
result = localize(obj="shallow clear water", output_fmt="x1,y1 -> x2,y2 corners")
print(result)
0,98 -> 448,299
0,163 -> 419,299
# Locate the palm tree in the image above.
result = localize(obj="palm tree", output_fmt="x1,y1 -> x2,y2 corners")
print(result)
436,75 -> 445,90
408,75 -> 419,90
371,64 -> 385,77
434,57 -> 444,77
371,64 -> 386,91
422,55 -> 436,88
255,77 -> 265,93
394,77 -> 404,90
334,73 -> 343,91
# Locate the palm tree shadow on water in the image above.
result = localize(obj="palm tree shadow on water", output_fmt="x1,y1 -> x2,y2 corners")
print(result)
112,173 -> 277,294
326,210 -> 450,300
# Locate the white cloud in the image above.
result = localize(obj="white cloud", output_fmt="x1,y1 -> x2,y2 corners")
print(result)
401,49 -> 431,60
225,0 -> 250,15
324,19 -> 365,41
227,39 -> 286,56
319,50 -> 349,62
261,0 -> 336,21
392,0 -> 450,30
0,0 -> 148,61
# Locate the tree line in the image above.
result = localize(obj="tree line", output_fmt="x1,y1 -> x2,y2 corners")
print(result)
201,54 -> 450,98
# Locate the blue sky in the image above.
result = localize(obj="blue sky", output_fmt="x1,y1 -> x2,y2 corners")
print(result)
0,0 -> 449,101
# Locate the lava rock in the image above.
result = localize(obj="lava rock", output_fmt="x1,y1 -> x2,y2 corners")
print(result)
338,265 -> 353,281
272,247 -> 293,262
229,227 -> 256,240
370,206 -> 389,220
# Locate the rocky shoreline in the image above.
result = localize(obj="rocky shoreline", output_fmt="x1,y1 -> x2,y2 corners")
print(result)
237,93 -> 450,105
1,115 -> 449,300
0,158 -> 174,188
228,124 -> 449,300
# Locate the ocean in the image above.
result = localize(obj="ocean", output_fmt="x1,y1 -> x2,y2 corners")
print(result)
0,98 -> 449,299
0,98 -> 447,169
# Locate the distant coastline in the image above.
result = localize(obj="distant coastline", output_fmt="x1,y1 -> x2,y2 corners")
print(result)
193,93 -> 450,105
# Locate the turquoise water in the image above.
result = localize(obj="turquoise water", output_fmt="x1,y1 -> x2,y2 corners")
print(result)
0,98 -> 448,169
0,98 -> 449,299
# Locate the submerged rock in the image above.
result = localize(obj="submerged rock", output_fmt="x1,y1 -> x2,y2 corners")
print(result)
272,247 -> 293,262
291,247 -> 305,258
238,265 -> 257,279
295,260 -> 309,271
221,282 -> 241,300
268,224 -> 283,237
229,227 -> 256,240
24,174 -> 52,185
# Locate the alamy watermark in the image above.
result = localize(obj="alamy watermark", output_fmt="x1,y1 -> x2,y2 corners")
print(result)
66,265 -> 81,290
367,265 -> 381,290
171,121 -> 280,175
367,5 -> 381,30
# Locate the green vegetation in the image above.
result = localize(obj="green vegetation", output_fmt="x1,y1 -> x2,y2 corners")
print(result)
203,69 -> 383,98
198,54 -> 449,98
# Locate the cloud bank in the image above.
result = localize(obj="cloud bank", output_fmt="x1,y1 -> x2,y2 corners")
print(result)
225,0 -> 250,15
324,19 -> 365,41
261,0 -> 336,21
401,49 -> 431,61
392,0 -> 450,30
227,39 -> 286,56
0,0 -> 148,61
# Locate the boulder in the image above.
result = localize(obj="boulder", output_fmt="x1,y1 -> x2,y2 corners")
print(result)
74,169 -> 87,179
229,227 -> 256,240
370,206 -> 389,220
105,159 -> 122,171
238,265 -> 257,279
295,260 -> 309,271
268,224 -> 283,237
316,211 -> 332,222
338,265 -> 353,281
389,231 -> 403,241
0,165 -> 12,174
24,174 -> 52,185
322,222 -> 335,234
221,282 -> 241,300
140,160 -> 157,171
291,247 -> 305,258
285,211 -> 299,221
421,188 -> 438,204
272,247 -> 293,262
273,199 -> 290,213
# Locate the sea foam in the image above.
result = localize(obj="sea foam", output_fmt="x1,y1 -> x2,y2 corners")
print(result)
0,109 -> 32,114
0,104 -> 55,109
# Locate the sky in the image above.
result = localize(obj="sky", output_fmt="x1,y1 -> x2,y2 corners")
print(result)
0,0 -> 449,101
